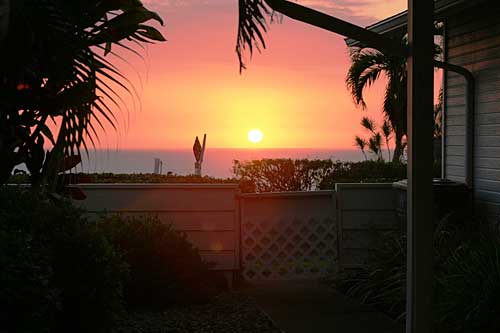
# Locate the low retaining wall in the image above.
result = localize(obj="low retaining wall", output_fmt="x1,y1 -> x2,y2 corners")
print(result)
74,184 -> 241,271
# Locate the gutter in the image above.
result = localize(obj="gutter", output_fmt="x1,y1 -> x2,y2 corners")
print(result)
345,0 -> 484,47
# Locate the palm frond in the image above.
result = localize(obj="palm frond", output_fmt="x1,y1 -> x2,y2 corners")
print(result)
236,0 -> 270,72
382,120 -> 392,138
0,0 -> 166,187
361,117 -> 376,133
368,133 -> 383,160
354,136 -> 367,150
382,120 -> 392,161
346,49 -> 387,108
354,135 -> 368,160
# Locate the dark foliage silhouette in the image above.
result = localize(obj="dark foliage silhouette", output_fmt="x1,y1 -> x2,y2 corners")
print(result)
0,0 -> 165,189
0,187 -> 127,332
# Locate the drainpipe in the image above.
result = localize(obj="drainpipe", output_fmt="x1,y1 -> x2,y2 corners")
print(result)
441,22 -> 448,180
433,60 -> 475,188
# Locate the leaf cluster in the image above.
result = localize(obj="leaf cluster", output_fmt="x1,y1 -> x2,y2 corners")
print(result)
354,117 -> 395,161
0,186 -> 127,332
0,0 -> 165,189
0,186 -> 226,330
233,158 -> 336,192
97,214 -> 226,309
233,159 -> 409,193
236,0 -> 270,72
338,214 -> 500,332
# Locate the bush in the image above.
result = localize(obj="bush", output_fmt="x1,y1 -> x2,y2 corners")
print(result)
337,216 -> 500,332
233,159 -> 335,192
338,230 -> 407,321
0,187 -> 127,332
98,214 -> 223,309
435,233 -> 500,332
9,160 -> 440,194
233,159 -> 439,193
319,161 -> 408,189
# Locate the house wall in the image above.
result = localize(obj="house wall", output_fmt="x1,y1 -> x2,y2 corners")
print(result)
73,184 -> 241,271
445,2 -> 500,225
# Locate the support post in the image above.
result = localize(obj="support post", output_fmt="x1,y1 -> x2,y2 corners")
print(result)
406,1 -> 435,332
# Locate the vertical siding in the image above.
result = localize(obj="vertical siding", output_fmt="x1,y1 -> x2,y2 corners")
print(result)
446,3 -> 500,225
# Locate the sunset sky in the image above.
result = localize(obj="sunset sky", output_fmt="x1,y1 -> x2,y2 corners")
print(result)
100,0 -> 409,149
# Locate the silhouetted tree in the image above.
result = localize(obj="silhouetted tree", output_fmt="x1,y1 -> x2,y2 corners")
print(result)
0,0 -> 165,189
345,33 -> 442,163
355,117 -> 392,161
382,120 -> 392,161
354,136 -> 368,161
233,158 -> 335,192
346,39 -> 408,162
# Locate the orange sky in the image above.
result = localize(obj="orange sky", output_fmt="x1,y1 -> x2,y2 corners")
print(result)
96,0 -> 410,149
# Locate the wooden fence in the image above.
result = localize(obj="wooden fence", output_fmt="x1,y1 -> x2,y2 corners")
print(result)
75,183 -> 399,280
74,184 -> 241,272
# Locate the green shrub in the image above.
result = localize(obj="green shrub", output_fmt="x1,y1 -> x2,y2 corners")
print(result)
435,233 -> 500,332
8,160 -> 440,194
233,159 -> 441,192
233,159 -> 335,192
319,161 -> 408,189
339,230 -> 407,321
98,215 -> 224,309
0,187 -> 127,332
337,217 -> 500,332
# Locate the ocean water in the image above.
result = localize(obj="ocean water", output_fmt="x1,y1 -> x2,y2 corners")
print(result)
80,148 -> 363,178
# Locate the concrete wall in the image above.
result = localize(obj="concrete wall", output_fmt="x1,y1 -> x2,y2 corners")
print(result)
74,184 -> 241,271
335,183 -> 398,270
445,2 -> 500,225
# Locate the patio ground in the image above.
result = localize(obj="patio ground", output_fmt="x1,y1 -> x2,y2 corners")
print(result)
240,280 -> 404,333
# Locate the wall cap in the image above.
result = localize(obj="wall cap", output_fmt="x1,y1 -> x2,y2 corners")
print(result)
72,183 -> 240,190
240,190 -> 335,199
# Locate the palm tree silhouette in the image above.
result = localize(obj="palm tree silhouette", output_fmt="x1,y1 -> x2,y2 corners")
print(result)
354,136 -> 368,161
346,38 -> 408,162
0,1 -> 165,187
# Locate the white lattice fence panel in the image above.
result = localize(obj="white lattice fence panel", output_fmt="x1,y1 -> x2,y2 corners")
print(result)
242,217 -> 338,280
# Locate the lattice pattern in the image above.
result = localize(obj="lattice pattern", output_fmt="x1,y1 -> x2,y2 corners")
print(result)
242,217 -> 338,280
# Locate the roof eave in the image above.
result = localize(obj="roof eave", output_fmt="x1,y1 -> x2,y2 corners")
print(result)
345,0 -> 473,47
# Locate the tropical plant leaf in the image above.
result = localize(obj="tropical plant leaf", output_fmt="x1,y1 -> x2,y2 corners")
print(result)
236,0 -> 270,72
361,117 -> 375,133
0,0 -> 165,189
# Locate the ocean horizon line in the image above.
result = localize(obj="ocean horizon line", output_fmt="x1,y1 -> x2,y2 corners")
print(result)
79,148 -> 364,178
89,147 -> 358,151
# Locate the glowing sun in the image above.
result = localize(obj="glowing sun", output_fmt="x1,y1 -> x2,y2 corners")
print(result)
248,129 -> 263,143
